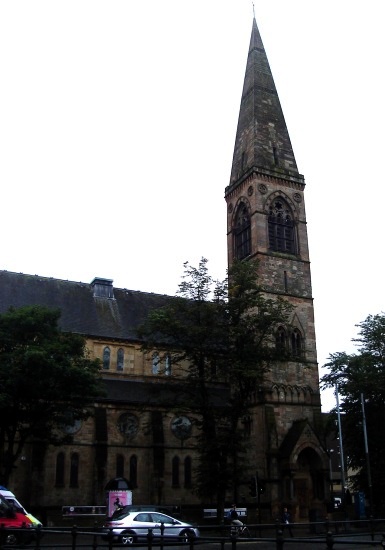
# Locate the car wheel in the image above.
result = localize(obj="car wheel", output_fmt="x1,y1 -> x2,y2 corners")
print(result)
179,529 -> 195,543
4,532 -> 20,546
121,530 -> 136,545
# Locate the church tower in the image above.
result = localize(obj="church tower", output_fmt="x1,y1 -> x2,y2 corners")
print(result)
226,18 -> 326,520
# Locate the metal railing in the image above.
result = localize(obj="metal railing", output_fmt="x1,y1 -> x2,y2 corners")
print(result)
2,518 -> 385,549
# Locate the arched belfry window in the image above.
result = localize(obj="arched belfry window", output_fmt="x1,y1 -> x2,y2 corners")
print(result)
234,202 -> 251,260
268,198 -> 296,254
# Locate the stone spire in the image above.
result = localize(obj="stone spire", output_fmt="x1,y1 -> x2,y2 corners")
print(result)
228,17 -> 303,189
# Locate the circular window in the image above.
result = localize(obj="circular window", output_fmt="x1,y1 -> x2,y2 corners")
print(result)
117,413 -> 139,439
60,412 -> 82,434
171,416 -> 192,440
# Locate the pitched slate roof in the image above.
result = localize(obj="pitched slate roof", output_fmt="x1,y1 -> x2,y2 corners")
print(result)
0,270 -> 171,341
103,378 -> 229,407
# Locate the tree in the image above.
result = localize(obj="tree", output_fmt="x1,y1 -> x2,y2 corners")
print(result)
140,258 -> 293,516
321,312 -> 385,515
0,305 -> 104,486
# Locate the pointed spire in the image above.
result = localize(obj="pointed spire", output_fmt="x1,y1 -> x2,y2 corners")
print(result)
228,17 -> 303,188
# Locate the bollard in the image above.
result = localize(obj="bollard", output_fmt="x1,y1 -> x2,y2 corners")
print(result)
92,520 -> 98,550
107,527 -> 114,550
159,522 -> 164,550
276,528 -> 284,550
147,527 -> 154,550
188,530 -> 195,550
34,523 -> 42,549
370,516 -> 375,541
71,525 -> 77,550
326,530 -> 334,549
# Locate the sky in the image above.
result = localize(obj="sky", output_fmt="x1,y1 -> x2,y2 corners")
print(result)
1,1 -> 384,412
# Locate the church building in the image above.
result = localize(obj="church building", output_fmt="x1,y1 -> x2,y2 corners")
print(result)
0,16 -> 328,523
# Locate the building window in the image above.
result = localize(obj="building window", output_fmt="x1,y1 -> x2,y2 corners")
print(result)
276,326 -> 287,353
103,346 -> 111,370
116,454 -> 124,478
291,329 -> 302,357
184,456 -> 192,488
165,354 -> 171,376
69,452 -> 79,487
130,455 -> 138,488
234,203 -> 251,260
268,198 -> 296,254
55,452 -> 65,487
117,348 -> 124,371
152,352 -> 160,375
172,456 -> 180,488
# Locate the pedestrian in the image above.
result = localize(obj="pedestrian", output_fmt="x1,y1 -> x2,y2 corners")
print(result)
228,504 -> 243,527
282,507 -> 293,537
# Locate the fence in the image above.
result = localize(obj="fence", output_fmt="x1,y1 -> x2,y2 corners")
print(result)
2,518 -> 385,549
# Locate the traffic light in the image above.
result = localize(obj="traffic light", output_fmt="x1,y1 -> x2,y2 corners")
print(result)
248,476 -> 257,497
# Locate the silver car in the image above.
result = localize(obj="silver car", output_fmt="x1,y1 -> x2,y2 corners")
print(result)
103,509 -> 199,545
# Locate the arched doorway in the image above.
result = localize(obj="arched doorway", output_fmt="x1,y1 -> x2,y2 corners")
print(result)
293,447 -> 325,520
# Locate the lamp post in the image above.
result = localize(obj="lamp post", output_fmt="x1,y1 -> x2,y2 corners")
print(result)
335,384 -> 346,506
328,449 -> 334,506
360,393 -> 373,516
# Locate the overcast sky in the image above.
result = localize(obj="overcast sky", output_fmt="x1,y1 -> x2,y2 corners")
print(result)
1,1 -> 384,412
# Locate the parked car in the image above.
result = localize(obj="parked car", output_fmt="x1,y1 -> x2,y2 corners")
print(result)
0,493 -> 34,546
0,486 -> 42,526
103,509 -> 199,546
109,504 -> 181,520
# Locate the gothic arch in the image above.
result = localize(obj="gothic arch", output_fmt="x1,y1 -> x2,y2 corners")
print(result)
289,312 -> 305,334
264,191 -> 298,221
232,198 -> 251,260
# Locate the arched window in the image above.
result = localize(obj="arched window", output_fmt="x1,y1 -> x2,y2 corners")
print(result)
291,329 -> 302,357
69,452 -> 79,487
103,346 -> 111,370
276,326 -> 287,353
268,198 -> 296,254
116,454 -> 124,478
117,348 -> 124,371
184,456 -> 192,488
172,456 -> 180,487
165,354 -> 171,376
152,352 -> 160,375
234,203 -> 251,260
130,455 -> 138,488
55,452 -> 65,487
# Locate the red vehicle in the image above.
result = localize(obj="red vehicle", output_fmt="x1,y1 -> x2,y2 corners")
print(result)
0,493 -> 34,546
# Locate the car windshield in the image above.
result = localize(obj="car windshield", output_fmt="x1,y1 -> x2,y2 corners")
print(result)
0,498 -> 13,519
111,509 -> 131,520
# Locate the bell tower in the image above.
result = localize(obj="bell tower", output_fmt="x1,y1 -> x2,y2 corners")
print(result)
226,17 -> 325,519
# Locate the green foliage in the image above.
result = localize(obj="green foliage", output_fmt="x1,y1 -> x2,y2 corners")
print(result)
0,305 -> 104,485
321,313 -> 385,514
140,257 -> 293,507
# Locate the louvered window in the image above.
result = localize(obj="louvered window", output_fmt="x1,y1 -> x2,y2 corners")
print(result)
268,199 -> 295,253
234,203 -> 251,259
